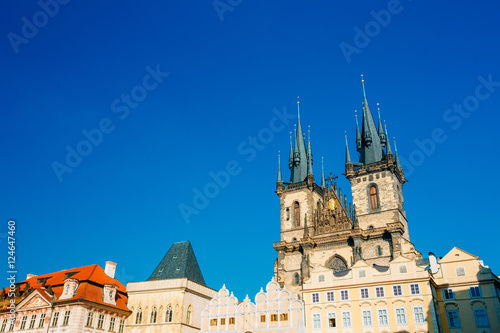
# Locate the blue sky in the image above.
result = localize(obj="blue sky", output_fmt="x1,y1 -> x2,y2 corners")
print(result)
2,0 -> 499,300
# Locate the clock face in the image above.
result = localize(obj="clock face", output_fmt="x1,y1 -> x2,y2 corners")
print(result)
329,258 -> 347,273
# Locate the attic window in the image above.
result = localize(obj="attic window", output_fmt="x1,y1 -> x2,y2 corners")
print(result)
159,268 -> 164,273
173,255 -> 178,259
65,272 -> 77,279
176,267 -> 180,271
37,278 -> 48,285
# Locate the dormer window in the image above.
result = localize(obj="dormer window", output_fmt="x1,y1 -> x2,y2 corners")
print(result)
59,278 -> 79,300
103,284 -> 117,305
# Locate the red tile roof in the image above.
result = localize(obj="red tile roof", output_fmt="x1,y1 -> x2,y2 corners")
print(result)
0,264 -> 129,313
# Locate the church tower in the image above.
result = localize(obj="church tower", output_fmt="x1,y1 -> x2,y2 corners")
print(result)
274,79 -> 421,297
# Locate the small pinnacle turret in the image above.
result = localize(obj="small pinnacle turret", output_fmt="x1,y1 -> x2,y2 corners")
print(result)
321,157 -> 325,187
307,126 -> 313,177
394,139 -> 403,170
384,123 -> 394,155
377,103 -> 387,149
345,133 -> 352,165
355,111 -> 361,152
277,151 -> 282,183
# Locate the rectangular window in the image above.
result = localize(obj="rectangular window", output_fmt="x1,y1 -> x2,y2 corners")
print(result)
118,319 -> 124,333
470,286 -> 481,298
474,309 -> 489,327
97,314 -> 104,329
29,315 -> 36,329
280,313 -> 288,321
393,285 -> 403,296
260,315 -> 266,322
271,314 -> 278,322
341,311 -> 351,327
20,316 -> 27,330
327,313 -> 336,328
229,317 -> 235,324
443,289 -> 454,300
312,293 -> 319,303
326,291 -> 334,302
399,265 -> 407,273
220,318 -> 226,325
341,290 -> 349,300
86,312 -> 93,327
456,267 -> 465,276
210,319 -> 217,326
0,319 -> 7,333
109,317 -> 116,331
360,288 -> 369,299
410,283 -> 420,295
375,286 -> 385,297
447,310 -> 460,328
7,319 -> 14,332
51,312 -> 60,327
362,310 -> 372,326
62,311 -> 70,326
358,269 -> 366,278
414,307 -> 425,324
312,313 -> 321,329
396,307 -> 407,324
38,314 -> 46,328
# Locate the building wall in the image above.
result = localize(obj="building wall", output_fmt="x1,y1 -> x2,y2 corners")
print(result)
201,279 -> 304,333
302,256 -> 437,333
125,278 -> 216,333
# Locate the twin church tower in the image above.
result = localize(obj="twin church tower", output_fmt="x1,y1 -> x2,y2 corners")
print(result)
274,76 -> 421,295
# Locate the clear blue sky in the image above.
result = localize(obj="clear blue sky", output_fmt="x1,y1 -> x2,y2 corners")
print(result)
2,0 -> 499,300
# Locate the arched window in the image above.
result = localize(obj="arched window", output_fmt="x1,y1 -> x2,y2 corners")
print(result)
186,305 -> 192,325
370,186 -> 379,209
377,246 -> 382,256
294,273 -> 300,285
294,202 -> 300,227
165,306 -> 173,323
136,308 -> 142,324
293,237 -> 297,242
150,307 -> 157,323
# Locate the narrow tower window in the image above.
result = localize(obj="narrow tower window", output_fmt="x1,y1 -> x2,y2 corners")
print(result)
294,273 -> 300,285
294,202 -> 300,227
370,186 -> 379,209
377,246 -> 382,256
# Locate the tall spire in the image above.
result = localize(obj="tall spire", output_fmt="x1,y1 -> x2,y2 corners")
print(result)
355,110 -> 361,152
321,157 -> 325,187
307,126 -> 313,176
277,151 -> 282,183
394,138 -> 402,169
361,74 -> 367,97
345,132 -> 352,165
384,122 -> 394,155
359,75 -> 383,165
377,103 -> 386,149
291,97 -> 308,183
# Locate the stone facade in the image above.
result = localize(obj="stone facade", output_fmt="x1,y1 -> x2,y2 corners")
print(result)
125,278 -> 216,333
201,279 -> 304,333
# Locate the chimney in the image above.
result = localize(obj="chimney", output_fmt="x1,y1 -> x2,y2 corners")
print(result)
26,274 -> 37,279
105,261 -> 117,279
428,252 -> 440,274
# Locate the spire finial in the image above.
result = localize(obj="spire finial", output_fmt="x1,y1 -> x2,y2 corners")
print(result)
355,110 -> 359,125
393,137 -> 398,152
377,102 -> 381,119
297,96 -> 300,119
361,74 -> 366,97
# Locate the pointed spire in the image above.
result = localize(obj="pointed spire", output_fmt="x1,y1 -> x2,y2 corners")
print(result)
321,157 -> 326,187
384,122 -> 393,155
277,151 -> 282,183
307,126 -> 313,176
377,103 -> 386,148
359,75 -> 383,165
361,74 -> 366,97
291,97 -> 308,183
345,132 -> 352,165
355,110 -> 361,151
394,138 -> 402,169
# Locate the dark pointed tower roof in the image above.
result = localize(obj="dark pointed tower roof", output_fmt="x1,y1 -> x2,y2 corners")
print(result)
147,241 -> 206,286
384,123 -> 394,155
359,75 -> 383,165
290,99 -> 308,183
355,111 -> 361,152
394,139 -> 403,169
377,103 -> 386,150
